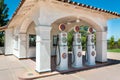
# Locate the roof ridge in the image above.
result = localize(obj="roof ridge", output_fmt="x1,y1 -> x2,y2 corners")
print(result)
58,0 -> 120,17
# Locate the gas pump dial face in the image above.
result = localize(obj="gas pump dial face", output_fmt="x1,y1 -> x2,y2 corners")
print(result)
91,38 -> 94,43
77,38 -> 81,43
62,37 -> 67,43
77,52 -> 82,57
91,51 -> 95,56
78,46 -> 81,49
62,53 -> 67,59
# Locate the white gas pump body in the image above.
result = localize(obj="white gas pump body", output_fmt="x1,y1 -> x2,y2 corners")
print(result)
86,33 -> 96,66
72,32 -> 83,68
56,31 -> 68,71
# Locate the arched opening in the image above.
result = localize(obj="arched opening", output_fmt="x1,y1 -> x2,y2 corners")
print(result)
18,18 -> 36,59
50,16 -> 106,71
26,21 -> 36,58
51,16 -> 102,55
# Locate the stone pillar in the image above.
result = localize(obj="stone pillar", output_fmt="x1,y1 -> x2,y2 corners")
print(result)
35,25 -> 51,73
96,32 -> 107,62
5,28 -> 14,55
18,33 -> 27,58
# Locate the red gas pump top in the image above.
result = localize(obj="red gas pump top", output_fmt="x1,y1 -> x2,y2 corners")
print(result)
88,27 -> 93,33
59,24 -> 66,31
74,26 -> 80,32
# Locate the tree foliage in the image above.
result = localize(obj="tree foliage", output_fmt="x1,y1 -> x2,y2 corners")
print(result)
67,26 -> 95,51
0,0 -> 9,47
67,30 -> 74,51
117,38 -> 120,48
109,36 -> 115,49
0,0 -> 9,26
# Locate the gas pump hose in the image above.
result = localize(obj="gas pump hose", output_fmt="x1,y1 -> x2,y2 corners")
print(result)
54,36 -> 61,66
71,44 -> 75,64
85,36 -> 88,62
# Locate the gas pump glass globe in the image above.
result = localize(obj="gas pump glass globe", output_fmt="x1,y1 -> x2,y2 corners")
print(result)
91,51 -> 95,56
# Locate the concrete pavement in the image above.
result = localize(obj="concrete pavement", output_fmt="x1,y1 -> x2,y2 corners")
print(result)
0,55 -> 36,80
36,52 -> 120,80
0,52 -> 120,80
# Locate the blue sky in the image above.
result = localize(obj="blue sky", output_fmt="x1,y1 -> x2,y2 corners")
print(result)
4,0 -> 20,19
4,0 -> 120,40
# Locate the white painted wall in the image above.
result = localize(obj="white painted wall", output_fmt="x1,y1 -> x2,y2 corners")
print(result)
0,47 -> 4,54
35,26 -> 51,72
5,28 -> 14,55
13,36 -> 19,58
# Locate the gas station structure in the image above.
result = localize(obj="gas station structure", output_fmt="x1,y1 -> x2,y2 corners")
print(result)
4,0 -> 120,73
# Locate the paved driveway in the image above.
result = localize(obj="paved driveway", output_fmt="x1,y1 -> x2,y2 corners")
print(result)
0,55 -> 31,80
36,52 -> 120,80
0,55 -> 27,80
0,52 -> 120,80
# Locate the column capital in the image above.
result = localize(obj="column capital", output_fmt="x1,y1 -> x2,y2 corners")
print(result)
36,25 -> 51,40
35,25 -> 52,32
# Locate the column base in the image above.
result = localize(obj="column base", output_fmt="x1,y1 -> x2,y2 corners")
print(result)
36,68 -> 51,73
72,64 -> 83,68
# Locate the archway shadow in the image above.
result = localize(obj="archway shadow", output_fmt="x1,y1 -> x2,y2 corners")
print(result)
51,54 -> 120,74
30,54 -> 120,74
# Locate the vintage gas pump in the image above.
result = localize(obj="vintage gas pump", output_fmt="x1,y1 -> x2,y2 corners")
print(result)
86,28 -> 96,66
56,24 -> 68,71
72,26 -> 83,68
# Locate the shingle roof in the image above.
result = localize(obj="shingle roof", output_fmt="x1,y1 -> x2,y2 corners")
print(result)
7,0 -> 120,28
58,0 -> 120,17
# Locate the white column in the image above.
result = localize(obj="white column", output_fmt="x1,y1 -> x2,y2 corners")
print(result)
18,33 -> 27,58
96,32 -> 107,62
13,36 -> 19,58
5,28 -> 14,55
35,25 -> 51,73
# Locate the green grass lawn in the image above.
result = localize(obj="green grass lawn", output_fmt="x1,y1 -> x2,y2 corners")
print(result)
108,49 -> 120,53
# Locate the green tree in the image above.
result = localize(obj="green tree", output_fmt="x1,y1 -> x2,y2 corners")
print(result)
117,38 -> 120,48
109,36 -> 115,49
0,0 -> 9,46
79,26 -> 88,50
0,0 -> 9,27
67,30 -> 74,51
67,26 -> 96,51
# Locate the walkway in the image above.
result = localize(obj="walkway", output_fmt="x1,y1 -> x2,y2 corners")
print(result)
0,55 -> 36,80
0,52 -> 120,80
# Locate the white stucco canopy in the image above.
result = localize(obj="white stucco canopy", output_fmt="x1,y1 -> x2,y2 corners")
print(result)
5,0 -> 120,72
